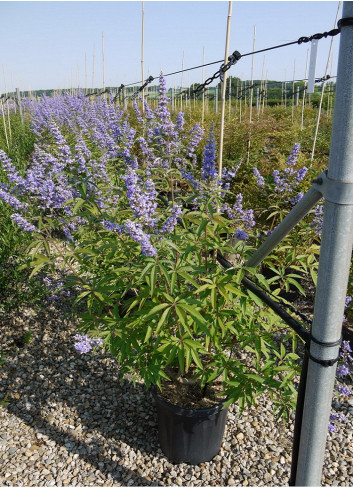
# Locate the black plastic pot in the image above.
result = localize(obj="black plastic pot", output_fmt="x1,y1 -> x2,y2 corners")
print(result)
154,390 -> 229,465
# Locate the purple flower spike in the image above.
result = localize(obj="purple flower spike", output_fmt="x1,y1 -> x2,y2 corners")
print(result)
11,213 -> 38,232
253,167 -> 265,187
202,124 -> 217,181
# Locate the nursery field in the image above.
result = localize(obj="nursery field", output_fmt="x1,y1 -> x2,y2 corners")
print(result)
0,80 -> 353,486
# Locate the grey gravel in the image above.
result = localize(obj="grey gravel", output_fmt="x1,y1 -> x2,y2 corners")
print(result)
1,285 -> 353,486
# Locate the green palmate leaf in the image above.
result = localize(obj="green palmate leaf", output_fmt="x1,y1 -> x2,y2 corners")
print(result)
286,278 -> 306,296
196,219 -> 208,238
139,261 -> 155,280
178,348 -> 185,375
181,303 -> 207,326
150,266 -> 157,298
143,303 -> 169,319
72,198 -> 86,214
158,263 -> 171,288
224,283 -> 247,297
190,348 -> 204,369
177,271 -> 199,288
30,253 -> 51,264
211,287 -> 216,310
28,262 -> 47,278
144,325 -> 154,343
246,373 -> 264,384
175,305 -> 193,337
170,271 -> 177,293
247,290 -> 264,308
156,307 -> 171,333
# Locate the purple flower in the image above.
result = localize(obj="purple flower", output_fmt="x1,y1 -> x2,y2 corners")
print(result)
74,334 -> 104,354
310,204 -> 323,236
202,124 -> 217,181
123,170 -> 158,227
336,363 -> 350,377
286,143 -> 301,166
235,229 -> 248,240
290,192 -> 304,206
0,188 -> 27,210
253,167 -> 265,187
101,220 -> 122,232
336,385 -> 351,396
122,220 -> 156,257
11,213 -> 37,232
161,205 -> 182,233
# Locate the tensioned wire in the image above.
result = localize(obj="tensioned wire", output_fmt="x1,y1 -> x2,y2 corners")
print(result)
121,26 -> 341,89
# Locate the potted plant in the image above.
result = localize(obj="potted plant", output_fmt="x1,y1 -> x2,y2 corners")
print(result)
0,77 -> 301,464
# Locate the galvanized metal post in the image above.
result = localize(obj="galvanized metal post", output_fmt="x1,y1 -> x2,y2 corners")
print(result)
296,3 -> 353,485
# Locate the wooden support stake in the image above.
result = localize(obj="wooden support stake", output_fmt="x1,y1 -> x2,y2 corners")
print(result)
141,1 -> 145,112
217,0 -> 232,180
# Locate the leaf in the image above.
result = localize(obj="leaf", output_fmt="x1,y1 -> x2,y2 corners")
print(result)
246,373 -> 264,384
182,304 -> 207,326
178,348 -> 185,375
144,303 -> 169,319
150,266 -> 157,298
191,349 -> 204,369
144,325 -> 153,343
211,287 -> 216,310
247,290 -> 264,308
156,307 -> 171,333
31,253 -> 51,264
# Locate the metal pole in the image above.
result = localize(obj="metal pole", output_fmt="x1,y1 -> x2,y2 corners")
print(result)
246,183 -> 324,269
296,3 -> 353,485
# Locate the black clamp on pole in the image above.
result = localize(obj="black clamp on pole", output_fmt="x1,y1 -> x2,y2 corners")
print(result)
337,17 -> 353,29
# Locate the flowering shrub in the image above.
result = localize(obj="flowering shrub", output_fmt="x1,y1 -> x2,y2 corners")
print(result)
0,76 -> 307,417
329,338 -> 353,432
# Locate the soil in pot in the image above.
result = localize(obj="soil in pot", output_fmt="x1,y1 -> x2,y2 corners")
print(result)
154,369 -> 228,465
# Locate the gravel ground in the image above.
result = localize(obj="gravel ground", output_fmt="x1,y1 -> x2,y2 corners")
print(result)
1,290 -> 353,487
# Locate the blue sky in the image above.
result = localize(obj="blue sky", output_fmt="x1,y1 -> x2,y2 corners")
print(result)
0,1 -> 342,92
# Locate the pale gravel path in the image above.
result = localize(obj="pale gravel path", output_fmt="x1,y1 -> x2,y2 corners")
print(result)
1,293 -> 353,486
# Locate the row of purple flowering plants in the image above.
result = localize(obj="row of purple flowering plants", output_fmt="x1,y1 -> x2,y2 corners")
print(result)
0,74 -> 350,422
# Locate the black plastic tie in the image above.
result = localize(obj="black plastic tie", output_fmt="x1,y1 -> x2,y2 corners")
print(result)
308,353 -> 340,367
310,334 -> 342,348
337,17 -> 353,29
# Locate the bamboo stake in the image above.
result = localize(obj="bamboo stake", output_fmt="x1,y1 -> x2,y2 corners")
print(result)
92,45 -> 95,92
259,55 -> 265,117
228,75 -> 232,120
16,88 -> 24,125
85,53 -> 87,95
217,0 -> 232,180
301,48 -> 309,131
202,47 -> 205,125
249,25 -> 256,124
239,80 -> 242,122
180,51 -> 184,111
311,1 -> 342,162
291,59 -> 296,123
235,79 -> 238,118
2,66 -> 12,144
141,1 -> 145,112
0,96 -> 9,151
262,72 -> 268,113
102,32 -> 105,91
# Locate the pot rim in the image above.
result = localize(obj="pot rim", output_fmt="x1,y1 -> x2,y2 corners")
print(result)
151,385 -> 229,417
